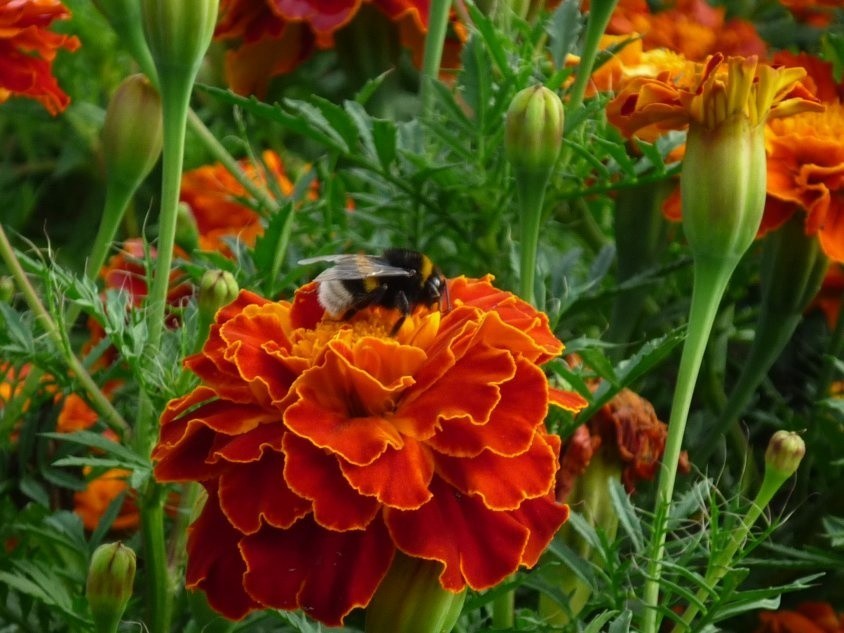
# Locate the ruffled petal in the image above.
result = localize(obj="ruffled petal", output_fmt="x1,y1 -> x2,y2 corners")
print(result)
283,433 -> 380,530
186,489 -> 259,620
218,449 -> 311,534
241,516 -> 394,626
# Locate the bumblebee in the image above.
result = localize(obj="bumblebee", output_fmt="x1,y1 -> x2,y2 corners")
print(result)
299,248 -> 448,335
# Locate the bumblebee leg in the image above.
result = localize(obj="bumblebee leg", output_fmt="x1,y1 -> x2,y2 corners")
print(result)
389,291 -> 411,336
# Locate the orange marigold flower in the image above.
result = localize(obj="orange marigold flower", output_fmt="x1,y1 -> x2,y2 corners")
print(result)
0,0 -> 80,115
101,238 -> 193,309
73,467 -> 139,532
757,601 -> 844,633
152,275 -> 587,624
592,0 -> 765,62
180,150 -> 294,254
772,50 -> 844,105
764,101 -> 844,261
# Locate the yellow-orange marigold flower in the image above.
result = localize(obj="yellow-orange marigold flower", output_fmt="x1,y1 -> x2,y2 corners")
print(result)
607,53 -> 821,141
0,0 -> 80,115
74,467 -> 139,532
152,276 -> 587,625
765,102 -> 844,261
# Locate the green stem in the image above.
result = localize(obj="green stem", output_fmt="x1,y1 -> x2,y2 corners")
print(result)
185,111 -> 277,216
567,0 -> 619,114
140,491 -> 172,633
491,577 -> 515,630
516,172 -> 549,306
420,0 -> 452,118
0,224 -> 130,436
672,467 -> 789,632
641,253 -> 739,633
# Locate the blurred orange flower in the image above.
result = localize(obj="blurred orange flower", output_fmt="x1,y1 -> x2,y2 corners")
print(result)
781,0 -> 840,26
757,601 -> 844,633
810,263 -> 843,329
764,101 -> 844,261
180,150 -> 293,254
215,0 -> 464,96
153,276 -> 587,624
592,0 -> 765,62
73,467 -> 139,532
0,0 -> 80,115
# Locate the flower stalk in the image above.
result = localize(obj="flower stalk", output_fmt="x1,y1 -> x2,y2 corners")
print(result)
420,0 -> 452,118
567,0 -> 620,113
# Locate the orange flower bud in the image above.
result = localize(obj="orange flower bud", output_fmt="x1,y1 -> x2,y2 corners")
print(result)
86,542 -> 136,633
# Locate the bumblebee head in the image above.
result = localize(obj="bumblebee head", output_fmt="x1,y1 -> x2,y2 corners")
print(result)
422,269 -> 450,312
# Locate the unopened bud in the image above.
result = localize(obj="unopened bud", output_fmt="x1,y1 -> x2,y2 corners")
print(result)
141,0 -> 218,76
175,202 -> 199,253
86,542 -> 136,633
102,74 -> 162,191
764,431 -> 806,480
0,276 -> 14,302
198,270 -> 239,320
505,85 -> 565,176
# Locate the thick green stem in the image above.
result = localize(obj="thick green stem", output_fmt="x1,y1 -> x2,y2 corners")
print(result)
567,0 -> 619,114
0,224 -> 130,436
419,0 -> 451,118
641,253 -> 739,633
516,172 -> 549,306
140,493 -> 172,633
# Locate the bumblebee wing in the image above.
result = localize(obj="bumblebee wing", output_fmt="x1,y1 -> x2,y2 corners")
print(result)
300,254 -> 413,281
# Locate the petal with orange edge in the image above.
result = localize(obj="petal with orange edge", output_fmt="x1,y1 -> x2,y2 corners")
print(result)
185,489 -> 258,620
340,438 -> 434,510
385,477 -> 531,591
218,449 -> 310,534
435,433 -> 558,510
241,516 -> 394,626
283,433 -> 381,530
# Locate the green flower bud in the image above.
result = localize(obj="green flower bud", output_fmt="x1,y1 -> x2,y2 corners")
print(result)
175,202 -> 200,253
505,85 -> 565,176
198,270 -> 238,319
102,74 -> 163,192
0,276 -> 14,302
366,553 -> 466,633
86,542 -> 136,633
764,430 -> 806,481
141,0 -> 218,76
681,116 -> 766,262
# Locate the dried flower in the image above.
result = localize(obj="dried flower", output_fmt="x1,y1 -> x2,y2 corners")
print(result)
0,0 -> 80,114
153,276 -> 587,624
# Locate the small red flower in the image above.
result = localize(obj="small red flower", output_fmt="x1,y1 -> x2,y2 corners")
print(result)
757,601 -> 844,633
153,276 -> 587,624
0,0 -> 80,115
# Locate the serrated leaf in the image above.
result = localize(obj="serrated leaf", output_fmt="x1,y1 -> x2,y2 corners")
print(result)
607,610 -> 632,633
547,0 -> 583,68
371,119 -> 397,171
608,478 -> 644,552
42,431 -> 148,470
545,538 -> 597,587
583,611 -> 622,633
344,100 -> 376,161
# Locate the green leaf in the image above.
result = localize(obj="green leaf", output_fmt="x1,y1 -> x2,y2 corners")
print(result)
546,0 -> 584,68
607,610 -> 632,633
42,431 -> 148,470
583,611 -> 623,633
371,119 -> 398,171
608,478 -> 644,553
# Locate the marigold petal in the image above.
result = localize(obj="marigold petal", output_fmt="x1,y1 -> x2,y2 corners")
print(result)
549,386 -> 589,412
819,209 -> 844,262
509,494 -> 570,567
211,420 -> 286,462
241,516 -> 394,626
385,477 -> 531,591
282,433 -> 380,530
218,449 -> 310,534
426,356 -> 546,458
340,438 -> 434,510
186,489 -> 259,620
435,433 -> 559,510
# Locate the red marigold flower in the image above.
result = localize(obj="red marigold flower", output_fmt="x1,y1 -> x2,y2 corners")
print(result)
756,601 -> 844,633
180,150 -> 293,254
780,0 -> 840,27
215,0 -> 455,97
0,0 -> 80,115
153,275 -> 587,624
